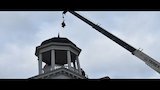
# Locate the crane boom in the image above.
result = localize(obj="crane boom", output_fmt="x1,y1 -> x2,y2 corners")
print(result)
68,11 -> 136,53
64,11 -> 160,74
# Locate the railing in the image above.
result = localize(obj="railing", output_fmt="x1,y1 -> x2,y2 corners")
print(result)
43,65 -> 80,73
43,65 -> 89,78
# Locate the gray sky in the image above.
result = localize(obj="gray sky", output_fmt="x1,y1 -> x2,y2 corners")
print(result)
0,11 -> 160,79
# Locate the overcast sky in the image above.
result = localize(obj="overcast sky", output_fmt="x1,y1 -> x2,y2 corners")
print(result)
0,11 -> 160,79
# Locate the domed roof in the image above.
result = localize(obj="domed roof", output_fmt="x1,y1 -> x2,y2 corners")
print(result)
41,37 -> 77,47
35,36 -> 81,57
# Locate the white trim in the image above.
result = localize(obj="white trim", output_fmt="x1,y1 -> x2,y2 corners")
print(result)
36,42 -> 81,56
39,45 -> 80,56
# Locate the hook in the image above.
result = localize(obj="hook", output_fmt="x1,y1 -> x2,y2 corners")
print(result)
61,12 -> 66,28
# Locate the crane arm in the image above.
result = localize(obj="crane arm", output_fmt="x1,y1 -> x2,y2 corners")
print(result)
67,11 -> 136,53
64,11 -> 160,74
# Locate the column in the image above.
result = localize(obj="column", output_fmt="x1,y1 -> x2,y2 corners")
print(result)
51,49 -> 55,70
38,53 -> 42,74
73,61 -> 76,70
67,50 -> 71,70
76,56 -> 81,74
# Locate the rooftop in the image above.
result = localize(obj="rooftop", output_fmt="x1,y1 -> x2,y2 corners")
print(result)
41,37 -> 77,47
